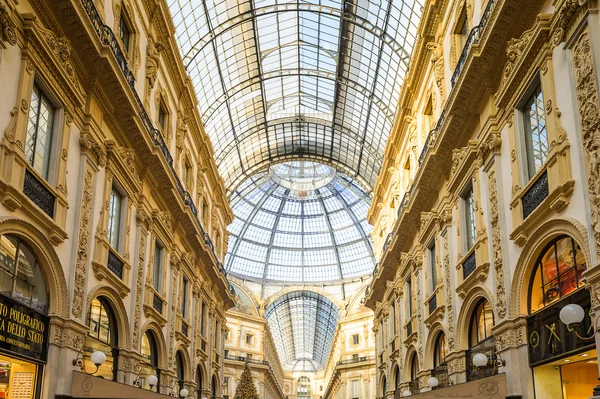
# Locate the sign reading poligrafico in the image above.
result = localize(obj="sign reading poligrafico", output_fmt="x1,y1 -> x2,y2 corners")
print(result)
0,293 -> 49,361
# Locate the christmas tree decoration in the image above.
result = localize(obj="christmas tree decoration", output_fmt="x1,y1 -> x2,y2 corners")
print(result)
233,363 -> 259,399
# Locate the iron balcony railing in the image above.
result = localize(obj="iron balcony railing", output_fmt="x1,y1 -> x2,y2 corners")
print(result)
336,356 -> 375,366
78,0 -> 227,279
224,355 -> 269,366
451,0 -> 498,87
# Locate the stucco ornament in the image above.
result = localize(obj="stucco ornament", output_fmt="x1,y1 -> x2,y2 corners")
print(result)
0,5 -> 17,47
146,37 -> 165,95
572,30 -> 600,257
426,42 -> 444,96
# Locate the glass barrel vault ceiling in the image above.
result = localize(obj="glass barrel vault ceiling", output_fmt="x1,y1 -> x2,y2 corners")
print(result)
265,291 -> 339,371
225,163 -> 374,284
168,0 -> 424,193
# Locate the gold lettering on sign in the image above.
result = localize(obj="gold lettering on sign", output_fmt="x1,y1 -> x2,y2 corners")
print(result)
545,323 -> 560,345
0,301 -> 46,351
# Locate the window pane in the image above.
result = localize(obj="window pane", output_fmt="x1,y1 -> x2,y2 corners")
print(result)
25,84 -> 55,179
430,243 -> 437,292
153,244 -> 162,291
523,85 -> 548,179
464,187 -> 476,250
108,187 -> 122,249
0,235 -> 17,273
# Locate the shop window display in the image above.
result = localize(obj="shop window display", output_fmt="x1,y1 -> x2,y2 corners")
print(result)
139,331 -> 160,390
529,236 -> 586,313
85,297 -> 119,381
0,235 -> 48,313
0,354 -> 38,399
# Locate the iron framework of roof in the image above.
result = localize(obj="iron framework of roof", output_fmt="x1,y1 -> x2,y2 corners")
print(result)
265,291 -> 340,371
168,0 -> 424,194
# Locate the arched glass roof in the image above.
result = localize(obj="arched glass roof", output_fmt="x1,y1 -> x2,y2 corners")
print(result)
167,0 -> 424,193
265,291 -> 339,371
225,162 -> 374,284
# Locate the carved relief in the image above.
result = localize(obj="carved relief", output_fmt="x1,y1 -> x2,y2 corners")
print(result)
552,0 -> 589,47
72,166 -> 95,319
37,26 -> 78,83
572,31 -> 600,257
113,145 -> 141,185
132,211 -> 148,350
0,5 -> 17,47
488,169 -> 506,319
450,147 -> 468,179
80,133 -> 106,167
443,234 -> 455,351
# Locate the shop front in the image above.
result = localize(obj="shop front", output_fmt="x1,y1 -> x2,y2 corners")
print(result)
526,235 -> 599,399
0,292 -> 49,399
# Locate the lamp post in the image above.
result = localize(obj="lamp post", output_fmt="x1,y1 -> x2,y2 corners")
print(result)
427,376 -> 439,389
180,388 -> 189,398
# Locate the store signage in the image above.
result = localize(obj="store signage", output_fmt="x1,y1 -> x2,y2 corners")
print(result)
408,374 -> 506,398
0,293 -> 49,361
527,289 -> 593,366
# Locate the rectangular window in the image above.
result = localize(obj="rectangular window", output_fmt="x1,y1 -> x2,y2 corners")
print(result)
107,186 -> 122,250
181,276 -> 189,318
407,277 -> 413,317
352,334 -> 359,345
462,185 -> 476,251
352,354 -> 359,362
158,103 -> 167,131
183,160 -> 192,189
215,320 -> 220,347
245,333 -> 253,345
429,241 -> 437,292
201,301 -> 207,337
246,353 -> 252,360
223,377 -> 229,395
352,380 -> 359,398
25,83 -> 55,180
390,301 -> 396,336
522,84 -> 548,180
119,15 -> 131,52
202,198 -> 209,225
456,12 -> 468,51
153,242 -> 163,291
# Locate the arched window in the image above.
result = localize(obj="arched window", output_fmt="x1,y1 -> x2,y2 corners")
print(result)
85,297 -> 119,380
529,235 -> 586,313
467,298 -> 495,381
175,351 -> 185,394
0,234 -> 48,313
211,375 -> 218,398
140,330 -> 160,390
297,376 -> 311,399
196,366 -> 203,397
408,353 -> 419,394
432,332 -> 448,388
394,366 -> 400,390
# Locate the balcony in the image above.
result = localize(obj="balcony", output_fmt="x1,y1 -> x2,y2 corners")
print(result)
462,251 -> 476,280
23,169 -> 55,218
107,249 -> 124,280
152,292 -> 163,314
224,355 -> 269,366
336,356 -> 375,366
522,171 -> 549,220
71,0 -> 232,297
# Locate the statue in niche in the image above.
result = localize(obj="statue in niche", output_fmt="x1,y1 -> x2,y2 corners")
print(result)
145,36 -> 165,99
426,42 -> 444,96
176,112 -> 188,163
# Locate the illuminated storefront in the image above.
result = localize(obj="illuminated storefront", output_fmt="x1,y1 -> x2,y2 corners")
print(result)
0,235 -> 49,399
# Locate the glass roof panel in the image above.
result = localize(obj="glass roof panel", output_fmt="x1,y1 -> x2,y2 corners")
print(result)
167,0 -> 424,194
265,291 -> 339,371
225,162 -> 374,284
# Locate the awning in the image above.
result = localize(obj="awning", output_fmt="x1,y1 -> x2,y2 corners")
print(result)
71,371 -> 175,399
408,373 -> 507,398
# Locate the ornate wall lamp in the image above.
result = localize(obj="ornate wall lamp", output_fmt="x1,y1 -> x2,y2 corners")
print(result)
559,303 -> 600,339
470,350 -> 506,377
72,348 -> 107,376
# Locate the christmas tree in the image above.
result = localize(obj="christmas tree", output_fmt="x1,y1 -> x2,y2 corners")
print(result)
233,362 -> 260,399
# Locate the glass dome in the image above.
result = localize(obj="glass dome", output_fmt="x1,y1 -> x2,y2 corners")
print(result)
225,162 -> 375,284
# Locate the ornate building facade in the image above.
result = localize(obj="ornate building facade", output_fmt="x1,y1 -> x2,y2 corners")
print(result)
0,0 -> 235,398
366,0 -> 600,398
